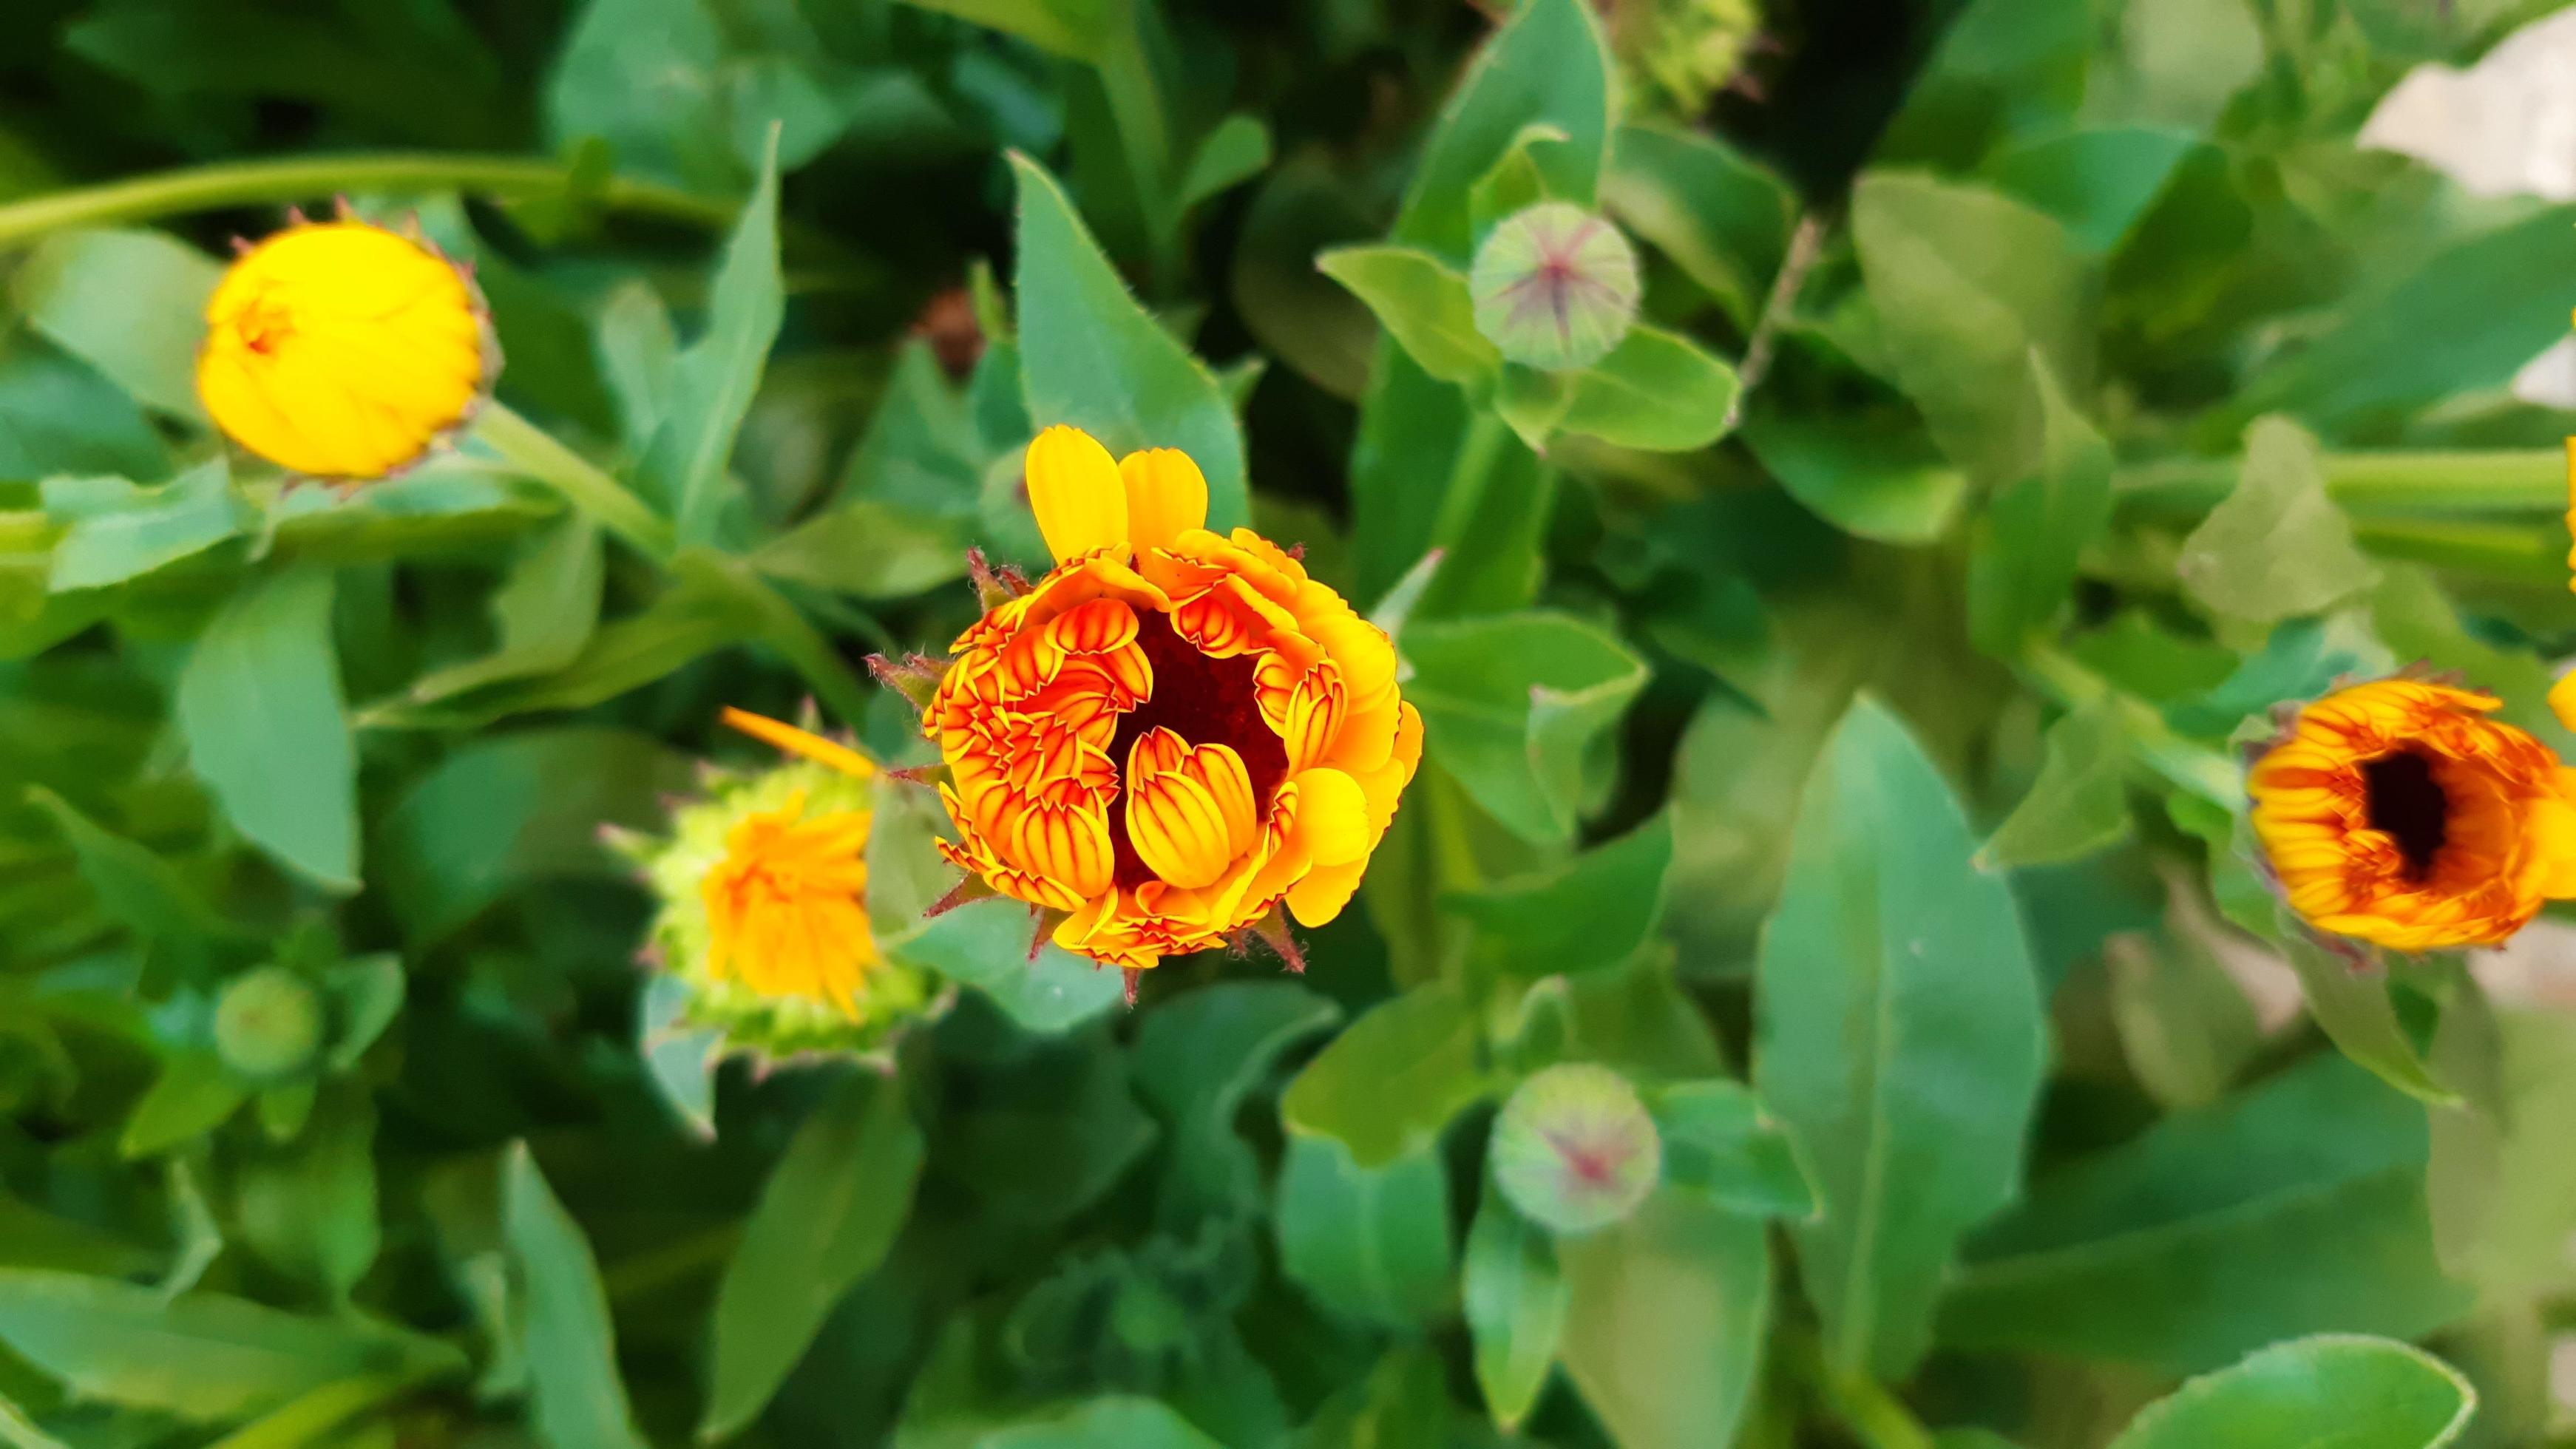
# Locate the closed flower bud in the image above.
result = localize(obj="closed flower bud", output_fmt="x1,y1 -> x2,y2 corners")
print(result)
1490,1063 -> 1661,1234
197,218 -> 495,481
1469,202 -> 1641,372
213,966 -> 326,1083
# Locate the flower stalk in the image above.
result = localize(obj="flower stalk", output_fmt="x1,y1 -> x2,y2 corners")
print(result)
472,402 -> 677,562
2114,449 -> 2563,519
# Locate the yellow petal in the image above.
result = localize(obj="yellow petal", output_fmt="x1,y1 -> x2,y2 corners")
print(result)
720,707 -> 878,778
1125,728 -> 1257,889
1119,447 -> 1209,553
1288,767 -> 1371,866
2566,436 -> 2575,594
2552,670 -> 2576,736
1287,858 -> 1366,928
1027,424 -> 1128,563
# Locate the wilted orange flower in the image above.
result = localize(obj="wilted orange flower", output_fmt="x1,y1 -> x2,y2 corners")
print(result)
197,217 -> 492,481
922,425 -> 1423,976
2249,679 -> 2576,951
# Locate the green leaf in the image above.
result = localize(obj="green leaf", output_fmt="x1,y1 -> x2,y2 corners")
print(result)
1939,1054 -> 2473,1374
1391,0 -> 1613,261
891,0 -> 1110,61
703,1070 -> 926,1439
1977,699 -> 2132,869
1982,128 -> 2198,254
1274,1136 -> 1451,1328
1556,1192 -> 1772,1449
501,1144 -> 647,1449
44,458 -> 249,592
2105,1335 -> 2475,1449
2177,417 -> 2377,625
1131,982 -> 1342,1223
399,518 -> 603,705
27,787 -> 234,943
0,335 -> 170,482
1315,246 -> 1499,387
1967,353 -> 2112,656
1445,811 -> 1672,979
1552,324 -> 1739,452
2280,930 -> 2455,1107
1850,172 -> 2087,484
374,728 -> 690,943
1281,980 -> 1490,1168
1403,611 -> 1648,844
121,1053 -> 247,1158
750,499 -> 967,599
0,1271 -> 457,1421
1176,114 -> 1271,217
234,1086 -> 378,1302
1010,153 -> 1248,532
1467,123 -> 1573,241
2104,924 -> 2263,1113
972,1397 -> 1227,1448
9,228 -> 220,419
1462,1186 -> 1565,1431
1755,696 -> 2047,1379
1603,123 -> 1794,328
175,566 -> 357,892
645,134 -> 782,546
1876,0 -> 2092,167
1650,1080 -> 1817,1220
1741,413 -> 1967,544
0,1192 -> 155,1278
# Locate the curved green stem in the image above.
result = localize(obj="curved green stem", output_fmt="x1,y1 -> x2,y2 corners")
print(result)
0,153 -> 737,248
470,404 -> 675,562
2116,449 -> 2563,519
2023,645 -> 2244,807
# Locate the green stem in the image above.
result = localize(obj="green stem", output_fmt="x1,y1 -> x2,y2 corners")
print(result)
1426,410 -> 1514,557
0,153 -> 736,248
2115,449 -> 2563,519
2022,645 -> 2244,807
470,404 -> 675,562
681,554 -> 878,729
2350,518 -> 2567,586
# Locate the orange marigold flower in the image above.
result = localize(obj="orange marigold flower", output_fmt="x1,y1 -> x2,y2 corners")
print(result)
2248,679 -> 2576,951
923,425 -> 1424,974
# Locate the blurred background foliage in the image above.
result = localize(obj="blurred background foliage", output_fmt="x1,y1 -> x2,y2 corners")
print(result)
5,0 -> 2576,1445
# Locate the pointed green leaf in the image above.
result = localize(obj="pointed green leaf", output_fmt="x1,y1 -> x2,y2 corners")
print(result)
1463,1187 -> 1565,1430
1556,1192 -> 1772,1449
2177,417 -> 2377,625
501,1144 -> 647,1449
44,458 -> 248,593
176,566 -> 357,892
10,228 -> 220,419
645,135 -> 782,546
2106,1335 -> 2475,1449
1978,699 -> 2132,869
1274,1136 -> 1451,1328
1315,246 -> 1498,387
1553,324 -> 1739,452
1967,352 -> 2112,656
1650,1080 -> 1817,1220
1281,980 -> 1491,1168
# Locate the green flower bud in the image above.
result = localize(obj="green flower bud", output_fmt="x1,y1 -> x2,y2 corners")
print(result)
1490,1062 -> 1662,1235
214,967 -> 326,1083
1611,0 -> 1761,119
1469,202 -> 1641,372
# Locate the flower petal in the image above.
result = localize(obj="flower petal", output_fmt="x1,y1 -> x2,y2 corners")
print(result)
1027,424 -> 1128,563
720,707 -> 878,778
1126,728 -> 1257,889
1287,858 -> 1366,927
1289,767 -> 1371,867
1120,447 -> 1210,553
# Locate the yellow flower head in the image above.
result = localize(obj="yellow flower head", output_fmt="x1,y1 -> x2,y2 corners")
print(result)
634,708 -> 929,1057
2248,679 -> 2576,951
197,218 -> 493,481
923,425 -> 1424,973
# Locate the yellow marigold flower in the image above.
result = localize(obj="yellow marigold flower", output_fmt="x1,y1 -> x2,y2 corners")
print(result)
631,708 -> 930,1057
197,217 -> 493,481
2248,679 -> 2576,951
922,425 -> 1424,976
2554,437 -> 2576,731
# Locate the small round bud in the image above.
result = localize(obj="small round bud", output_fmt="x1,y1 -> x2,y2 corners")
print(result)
1469,202 -> 1641,372
213,967 -> 326,1083
1490,1063 -> 1661,1235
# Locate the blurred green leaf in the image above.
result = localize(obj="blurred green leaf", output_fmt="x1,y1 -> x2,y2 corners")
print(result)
1176,115 -> 1271,217
647,135 -> 782,546
1445,810 -> 1672,979
121,1053 -> 245,1159
1131,982 -> 1340,1224
1851,172 -> 2087,485
501,1144 -> 648,1449
1010,153 -> 1248,532
1967,353 -> 2111,656
1984,129 -> 2198,254
0,1271 -> 458,1421
1877,0 -> 2091,167
1556,1192 -> 1771,1449
2281,931 -> 2455,1107
1404,611 -> 1647,844
0,1192 -> 155,1278
175,566 -> 356,891
234,1085 -> 378,1302
398,518 -> 603,705
1603,123 -> 1792,328
1650,1080 -> 1817,1220
1552,325 -> 1738,452
1742,413 -> 1966,544
705,1070 -> 926,1439
2177,418 -> 2377,625
895,0 -> 1109,61
1940,1055 -> 2473,1374
752,499 -> 967,599
1978,699 -> 2132,869
1462,1186 -> 1564,1431
27,785 -> 234,943
969,1397 -> 1227,1448
2104,924 -> 2263,1113
1274,1136 -> 1451,1329
2104,1334 -> 2475,1449
9,228 -> 217,419
43,458 -> 248,594
1316,246 -> 1498,388
1281,980 -> 1489,1168
0,335 -> 172,483
1755,696 -> 2046,1380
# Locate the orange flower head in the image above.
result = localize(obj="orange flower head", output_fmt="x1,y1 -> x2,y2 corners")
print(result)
2248,679 -> 2576,951
634,709 -> 930,1058
923,426 -> 1424,971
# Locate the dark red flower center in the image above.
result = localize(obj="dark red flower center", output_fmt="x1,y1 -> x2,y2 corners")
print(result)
1105,611 -> 1289,891
2362,749 -> 2447,879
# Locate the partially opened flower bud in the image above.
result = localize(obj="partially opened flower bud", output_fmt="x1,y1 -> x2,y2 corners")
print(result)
629,709 -> 934,1060
213,966 -> 326,1083
1469,202 -> 1641,372
1490,1062 -> 1661,1235
197,218 -> 494,481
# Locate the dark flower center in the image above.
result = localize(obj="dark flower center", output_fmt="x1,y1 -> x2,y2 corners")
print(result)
1105,611 -> 1289,891
2362,750 -> 2447,879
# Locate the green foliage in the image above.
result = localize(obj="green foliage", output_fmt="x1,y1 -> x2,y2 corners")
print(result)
3,0 -> 2573,1444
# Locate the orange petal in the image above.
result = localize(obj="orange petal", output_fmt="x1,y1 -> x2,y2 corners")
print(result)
1027,424 -> 1128,563
2552,670 -> 2576,737
1120,448 -> 1210,553
1287,858 -> 1366,928
1288,767 -> 1371,867
719,707 -> 878,778
1125,728 -> 1258,889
